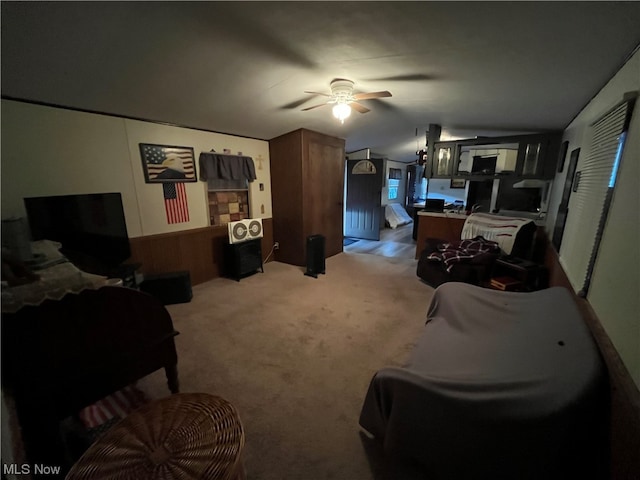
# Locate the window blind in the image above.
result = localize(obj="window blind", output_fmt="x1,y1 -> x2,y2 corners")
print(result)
560,100 -> 633,295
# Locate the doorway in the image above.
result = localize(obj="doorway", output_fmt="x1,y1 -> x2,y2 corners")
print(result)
467,180 -> 494,213
344,158 -> 384,240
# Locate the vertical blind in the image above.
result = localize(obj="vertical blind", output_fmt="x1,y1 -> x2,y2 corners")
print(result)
560,100 -> 633,294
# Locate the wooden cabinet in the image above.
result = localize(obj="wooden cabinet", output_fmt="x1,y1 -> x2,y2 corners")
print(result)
224,238 -> 263,281
514,133 -> 562,179
415,212 -> 467,258
431,141 -> 457,178
269,128 -> 345,266
436,132 -> 562,181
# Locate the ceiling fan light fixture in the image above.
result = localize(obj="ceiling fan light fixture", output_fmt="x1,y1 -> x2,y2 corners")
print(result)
332,102 -> 351,123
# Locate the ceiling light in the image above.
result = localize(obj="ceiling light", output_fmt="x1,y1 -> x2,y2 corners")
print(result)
332,102 -> 351,123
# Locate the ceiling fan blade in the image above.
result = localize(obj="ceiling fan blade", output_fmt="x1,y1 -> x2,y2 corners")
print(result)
353,91 -> 392,100
281,97 -> 316,109
350,102 -> 370,114
301,102 -> 330,111
304,91 -> 332,97
364,74 -> 435,82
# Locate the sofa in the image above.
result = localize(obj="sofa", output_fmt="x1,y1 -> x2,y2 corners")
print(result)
359,282 -> 608,479
416,213 -> 537,287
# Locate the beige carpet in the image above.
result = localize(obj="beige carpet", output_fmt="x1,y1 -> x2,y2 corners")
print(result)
139,252 -> 433,479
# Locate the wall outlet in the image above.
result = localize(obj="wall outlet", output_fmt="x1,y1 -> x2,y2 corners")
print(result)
274,242 -> 280,250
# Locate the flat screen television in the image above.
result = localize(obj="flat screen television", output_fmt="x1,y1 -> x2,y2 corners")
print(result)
24,192 -> 131,270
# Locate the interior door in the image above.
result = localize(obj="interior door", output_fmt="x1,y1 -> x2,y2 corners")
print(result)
344,158 -> 384,240
306,138 -> 345,258
552,148 -> 580,251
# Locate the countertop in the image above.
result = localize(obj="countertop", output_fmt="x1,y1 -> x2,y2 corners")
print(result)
416,210 -> 546,226
416,211 -> 468,220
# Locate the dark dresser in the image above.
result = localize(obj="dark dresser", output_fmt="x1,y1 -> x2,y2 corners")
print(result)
224,238 -> 264,281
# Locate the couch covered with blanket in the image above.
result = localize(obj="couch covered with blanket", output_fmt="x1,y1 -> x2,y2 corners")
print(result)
359,282 -> 608,479
416,213 -> 536,287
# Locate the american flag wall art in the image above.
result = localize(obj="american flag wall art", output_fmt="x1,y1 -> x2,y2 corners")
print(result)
139,143 -> 197,183
163,182 -> 190,224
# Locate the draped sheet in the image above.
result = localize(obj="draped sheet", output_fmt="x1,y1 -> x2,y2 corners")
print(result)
359,282 -> 607,478
385,204 -> 413,229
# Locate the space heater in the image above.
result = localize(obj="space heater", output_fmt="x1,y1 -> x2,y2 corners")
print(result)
305,234 -> 326,278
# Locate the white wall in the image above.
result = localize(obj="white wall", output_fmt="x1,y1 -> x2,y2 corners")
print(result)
545,48 -> 640,387
426,178 -> 467,204
1,100 -> 272,237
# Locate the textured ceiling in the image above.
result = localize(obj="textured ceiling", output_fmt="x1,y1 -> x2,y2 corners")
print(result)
2,2 -> 639,162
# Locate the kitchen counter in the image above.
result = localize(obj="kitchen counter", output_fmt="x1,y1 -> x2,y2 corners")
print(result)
417,211 -> 468,220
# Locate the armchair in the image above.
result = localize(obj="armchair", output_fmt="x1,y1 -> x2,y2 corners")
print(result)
416,213 -> 537,288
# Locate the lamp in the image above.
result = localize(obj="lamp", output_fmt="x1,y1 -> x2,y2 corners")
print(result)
332,102 -> 351,123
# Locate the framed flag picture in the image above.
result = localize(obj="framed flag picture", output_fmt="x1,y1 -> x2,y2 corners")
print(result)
139,143 -> 197,183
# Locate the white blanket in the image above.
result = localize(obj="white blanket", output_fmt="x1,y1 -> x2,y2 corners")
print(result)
461,212 -> 534,255
385,204 -> 413,229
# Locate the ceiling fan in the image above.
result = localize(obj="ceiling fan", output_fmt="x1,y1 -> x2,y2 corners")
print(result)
301,79 -> 392,122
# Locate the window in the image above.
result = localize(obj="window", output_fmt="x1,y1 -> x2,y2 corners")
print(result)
560,98 -> 635,295
388,178 -> 400,200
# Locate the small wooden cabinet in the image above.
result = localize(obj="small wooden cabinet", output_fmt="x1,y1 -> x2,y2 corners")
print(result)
224,239 -> 263,281
491,256 -> 549,291
269,128 -> 345,266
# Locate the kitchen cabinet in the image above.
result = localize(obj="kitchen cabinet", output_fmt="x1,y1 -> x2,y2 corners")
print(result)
444,132 -> 562,180
456,147 -> 518,175
515,133 -> 562,178
269,128 -> 345,266
431,141 -> 457,178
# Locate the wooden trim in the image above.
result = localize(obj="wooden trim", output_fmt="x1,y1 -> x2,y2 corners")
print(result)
128,218 -> 273,286
542,235 -> 640,480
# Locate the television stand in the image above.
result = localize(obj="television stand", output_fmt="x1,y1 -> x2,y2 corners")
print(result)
62,250 -> 141,288
111,262 -> 142,288
224,239 -> 263,281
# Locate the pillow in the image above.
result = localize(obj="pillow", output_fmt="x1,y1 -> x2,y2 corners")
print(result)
78,384 -> 149,430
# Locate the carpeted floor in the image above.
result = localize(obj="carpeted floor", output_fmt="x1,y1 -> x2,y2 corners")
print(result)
138,252 -> 433,479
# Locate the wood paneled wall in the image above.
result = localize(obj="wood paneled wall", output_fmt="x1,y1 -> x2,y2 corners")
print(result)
542,234 -> 640,480
128,218 -> 273,286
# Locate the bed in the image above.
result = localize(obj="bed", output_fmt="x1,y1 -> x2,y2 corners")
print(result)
1,281 -> 180,475
359,282 -> 608,479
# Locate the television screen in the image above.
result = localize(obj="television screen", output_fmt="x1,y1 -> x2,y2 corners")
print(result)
24,193 -> 131,269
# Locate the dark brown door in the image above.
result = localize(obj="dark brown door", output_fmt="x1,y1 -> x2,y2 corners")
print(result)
344,158 -> 384,240
305,137 -> 345,258
552,148 -> 580,251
